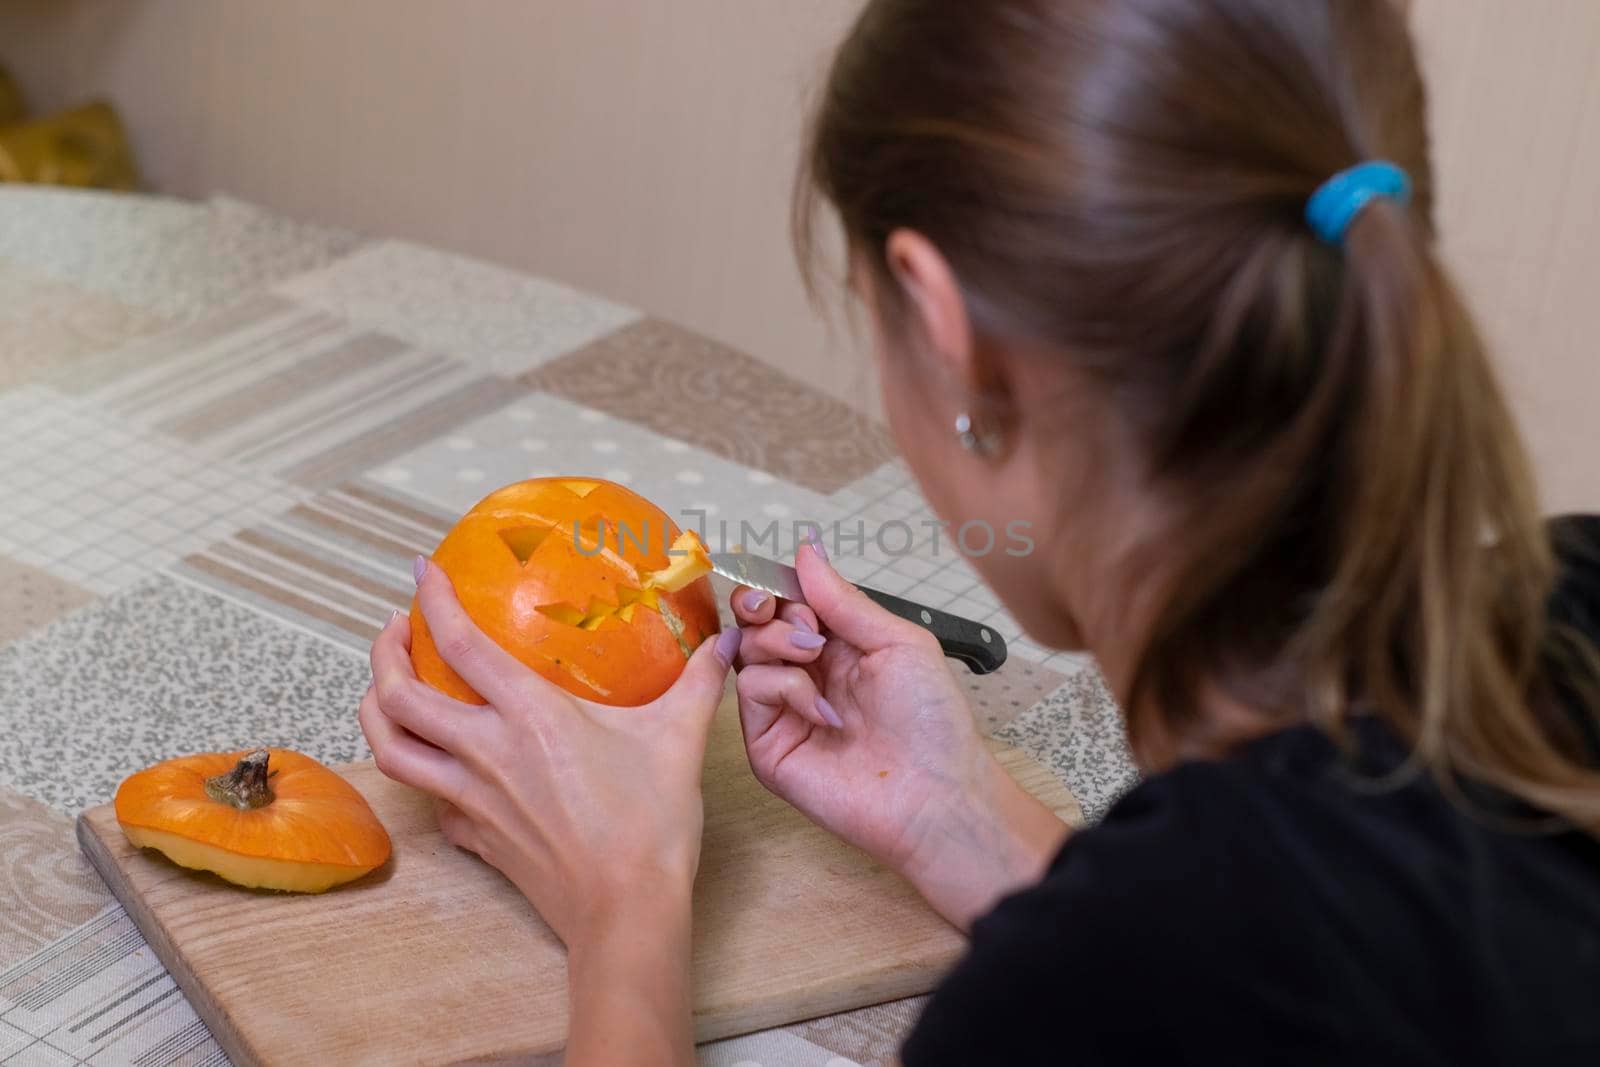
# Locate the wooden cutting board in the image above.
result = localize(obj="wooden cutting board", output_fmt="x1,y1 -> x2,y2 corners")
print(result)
77,693 -> 1080,1065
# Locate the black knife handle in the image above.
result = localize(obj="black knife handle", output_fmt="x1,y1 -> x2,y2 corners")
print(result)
857,585 -> 1008,674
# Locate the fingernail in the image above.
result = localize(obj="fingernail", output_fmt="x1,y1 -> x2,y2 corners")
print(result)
790,630 -> 826,650
807,537 -> 829,562
793,615 -> 813,634
389,609 -> 402,625
741,590 -> 769,613
816,696 -> 844,729
413,555 -> 427,584
714,627 -> 742,666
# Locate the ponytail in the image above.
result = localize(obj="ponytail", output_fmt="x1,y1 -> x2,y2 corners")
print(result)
1299,201 -> 1600,831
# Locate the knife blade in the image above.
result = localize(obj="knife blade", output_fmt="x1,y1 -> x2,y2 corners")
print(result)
707,551 -> 1008,674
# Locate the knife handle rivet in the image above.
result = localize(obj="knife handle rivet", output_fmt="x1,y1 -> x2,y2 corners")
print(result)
920,609 -> 933,625
980,628 -> 992,643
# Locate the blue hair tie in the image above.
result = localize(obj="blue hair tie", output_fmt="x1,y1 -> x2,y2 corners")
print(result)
1305,160 -> 1412,245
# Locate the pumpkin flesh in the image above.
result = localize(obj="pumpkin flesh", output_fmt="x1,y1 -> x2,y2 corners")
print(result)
118,825 -> 376,895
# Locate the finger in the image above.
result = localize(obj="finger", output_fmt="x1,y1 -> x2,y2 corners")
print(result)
777,600 -> 821,635
733,663 -> 801,743
359,687 -> 469,802
735,663 -> 843,733
730,586 -> 778,625
387,607 -> 412,649
794,538 -> 921,653
434,799 -> 482,856
365,609 -> 410,700
651,633 -> 737,745
733,613 -> 827,667
371,612 -> 483,752
413,556 -> 569,711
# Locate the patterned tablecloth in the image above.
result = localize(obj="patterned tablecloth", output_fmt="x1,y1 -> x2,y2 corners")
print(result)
0,186 -> 1140,1067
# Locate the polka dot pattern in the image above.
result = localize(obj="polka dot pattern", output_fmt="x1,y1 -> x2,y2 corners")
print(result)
276,239 -> 638,375
363,394 -> 839,556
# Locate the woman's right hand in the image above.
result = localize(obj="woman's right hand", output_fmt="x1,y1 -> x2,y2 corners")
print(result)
731,539 -> 1070,930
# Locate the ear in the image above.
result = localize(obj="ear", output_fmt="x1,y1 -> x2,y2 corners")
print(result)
884,229 -> 980,392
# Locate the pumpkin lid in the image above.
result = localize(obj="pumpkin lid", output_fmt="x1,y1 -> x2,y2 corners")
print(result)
115,748 -> 391,870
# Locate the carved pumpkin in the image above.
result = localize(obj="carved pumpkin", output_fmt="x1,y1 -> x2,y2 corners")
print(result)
411,477 -> 718,706
115,749 -> 391,893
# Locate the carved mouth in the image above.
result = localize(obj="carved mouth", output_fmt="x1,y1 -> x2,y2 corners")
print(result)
502,523 -> 712,639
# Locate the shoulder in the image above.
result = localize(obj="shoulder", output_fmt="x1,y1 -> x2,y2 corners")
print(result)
901,751 -> 1324,1065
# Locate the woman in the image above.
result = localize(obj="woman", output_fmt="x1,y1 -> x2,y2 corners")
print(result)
360,0 -> 1600,1062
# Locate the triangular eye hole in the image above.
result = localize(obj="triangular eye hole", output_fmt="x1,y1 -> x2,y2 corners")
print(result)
536,603 -> 586,626
559,479 -> 601,498
499,525 -> 555,563
535,596 -> 626,630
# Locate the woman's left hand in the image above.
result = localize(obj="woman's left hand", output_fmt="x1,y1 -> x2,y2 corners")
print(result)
359,559 -> 738,1065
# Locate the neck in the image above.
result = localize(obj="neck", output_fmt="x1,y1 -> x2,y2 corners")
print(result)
1057,511 -> 1289,774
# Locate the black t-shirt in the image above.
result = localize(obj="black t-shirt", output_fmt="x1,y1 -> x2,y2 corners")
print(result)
903,517 -> 1600,1066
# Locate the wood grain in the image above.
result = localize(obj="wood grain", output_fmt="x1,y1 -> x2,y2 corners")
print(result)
77,695 -> 1079,1065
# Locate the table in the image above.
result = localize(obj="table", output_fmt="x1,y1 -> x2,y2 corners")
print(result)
0,186 -> 1138,1066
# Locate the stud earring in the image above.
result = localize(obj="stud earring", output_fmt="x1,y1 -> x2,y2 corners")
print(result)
954,412 -> 1000,457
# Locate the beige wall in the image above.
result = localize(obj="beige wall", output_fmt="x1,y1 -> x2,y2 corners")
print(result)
1,0 -> 1595,509
1413,0 -> 1600,514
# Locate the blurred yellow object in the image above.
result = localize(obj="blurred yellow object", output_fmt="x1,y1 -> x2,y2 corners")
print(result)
0,67 -> 24,125
0,100 -> 140,190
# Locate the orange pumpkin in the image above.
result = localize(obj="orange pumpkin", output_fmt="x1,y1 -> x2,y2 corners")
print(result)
116,749 -> 391,893
411,477 -> 719,706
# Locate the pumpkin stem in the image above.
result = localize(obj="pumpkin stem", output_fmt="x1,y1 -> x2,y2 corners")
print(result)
204,749 -> 275,810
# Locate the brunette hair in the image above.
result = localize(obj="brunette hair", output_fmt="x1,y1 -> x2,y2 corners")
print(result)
798,0 -> 1600,831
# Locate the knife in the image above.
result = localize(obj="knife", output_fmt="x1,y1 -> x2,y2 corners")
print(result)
708,552 -> 1008,674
